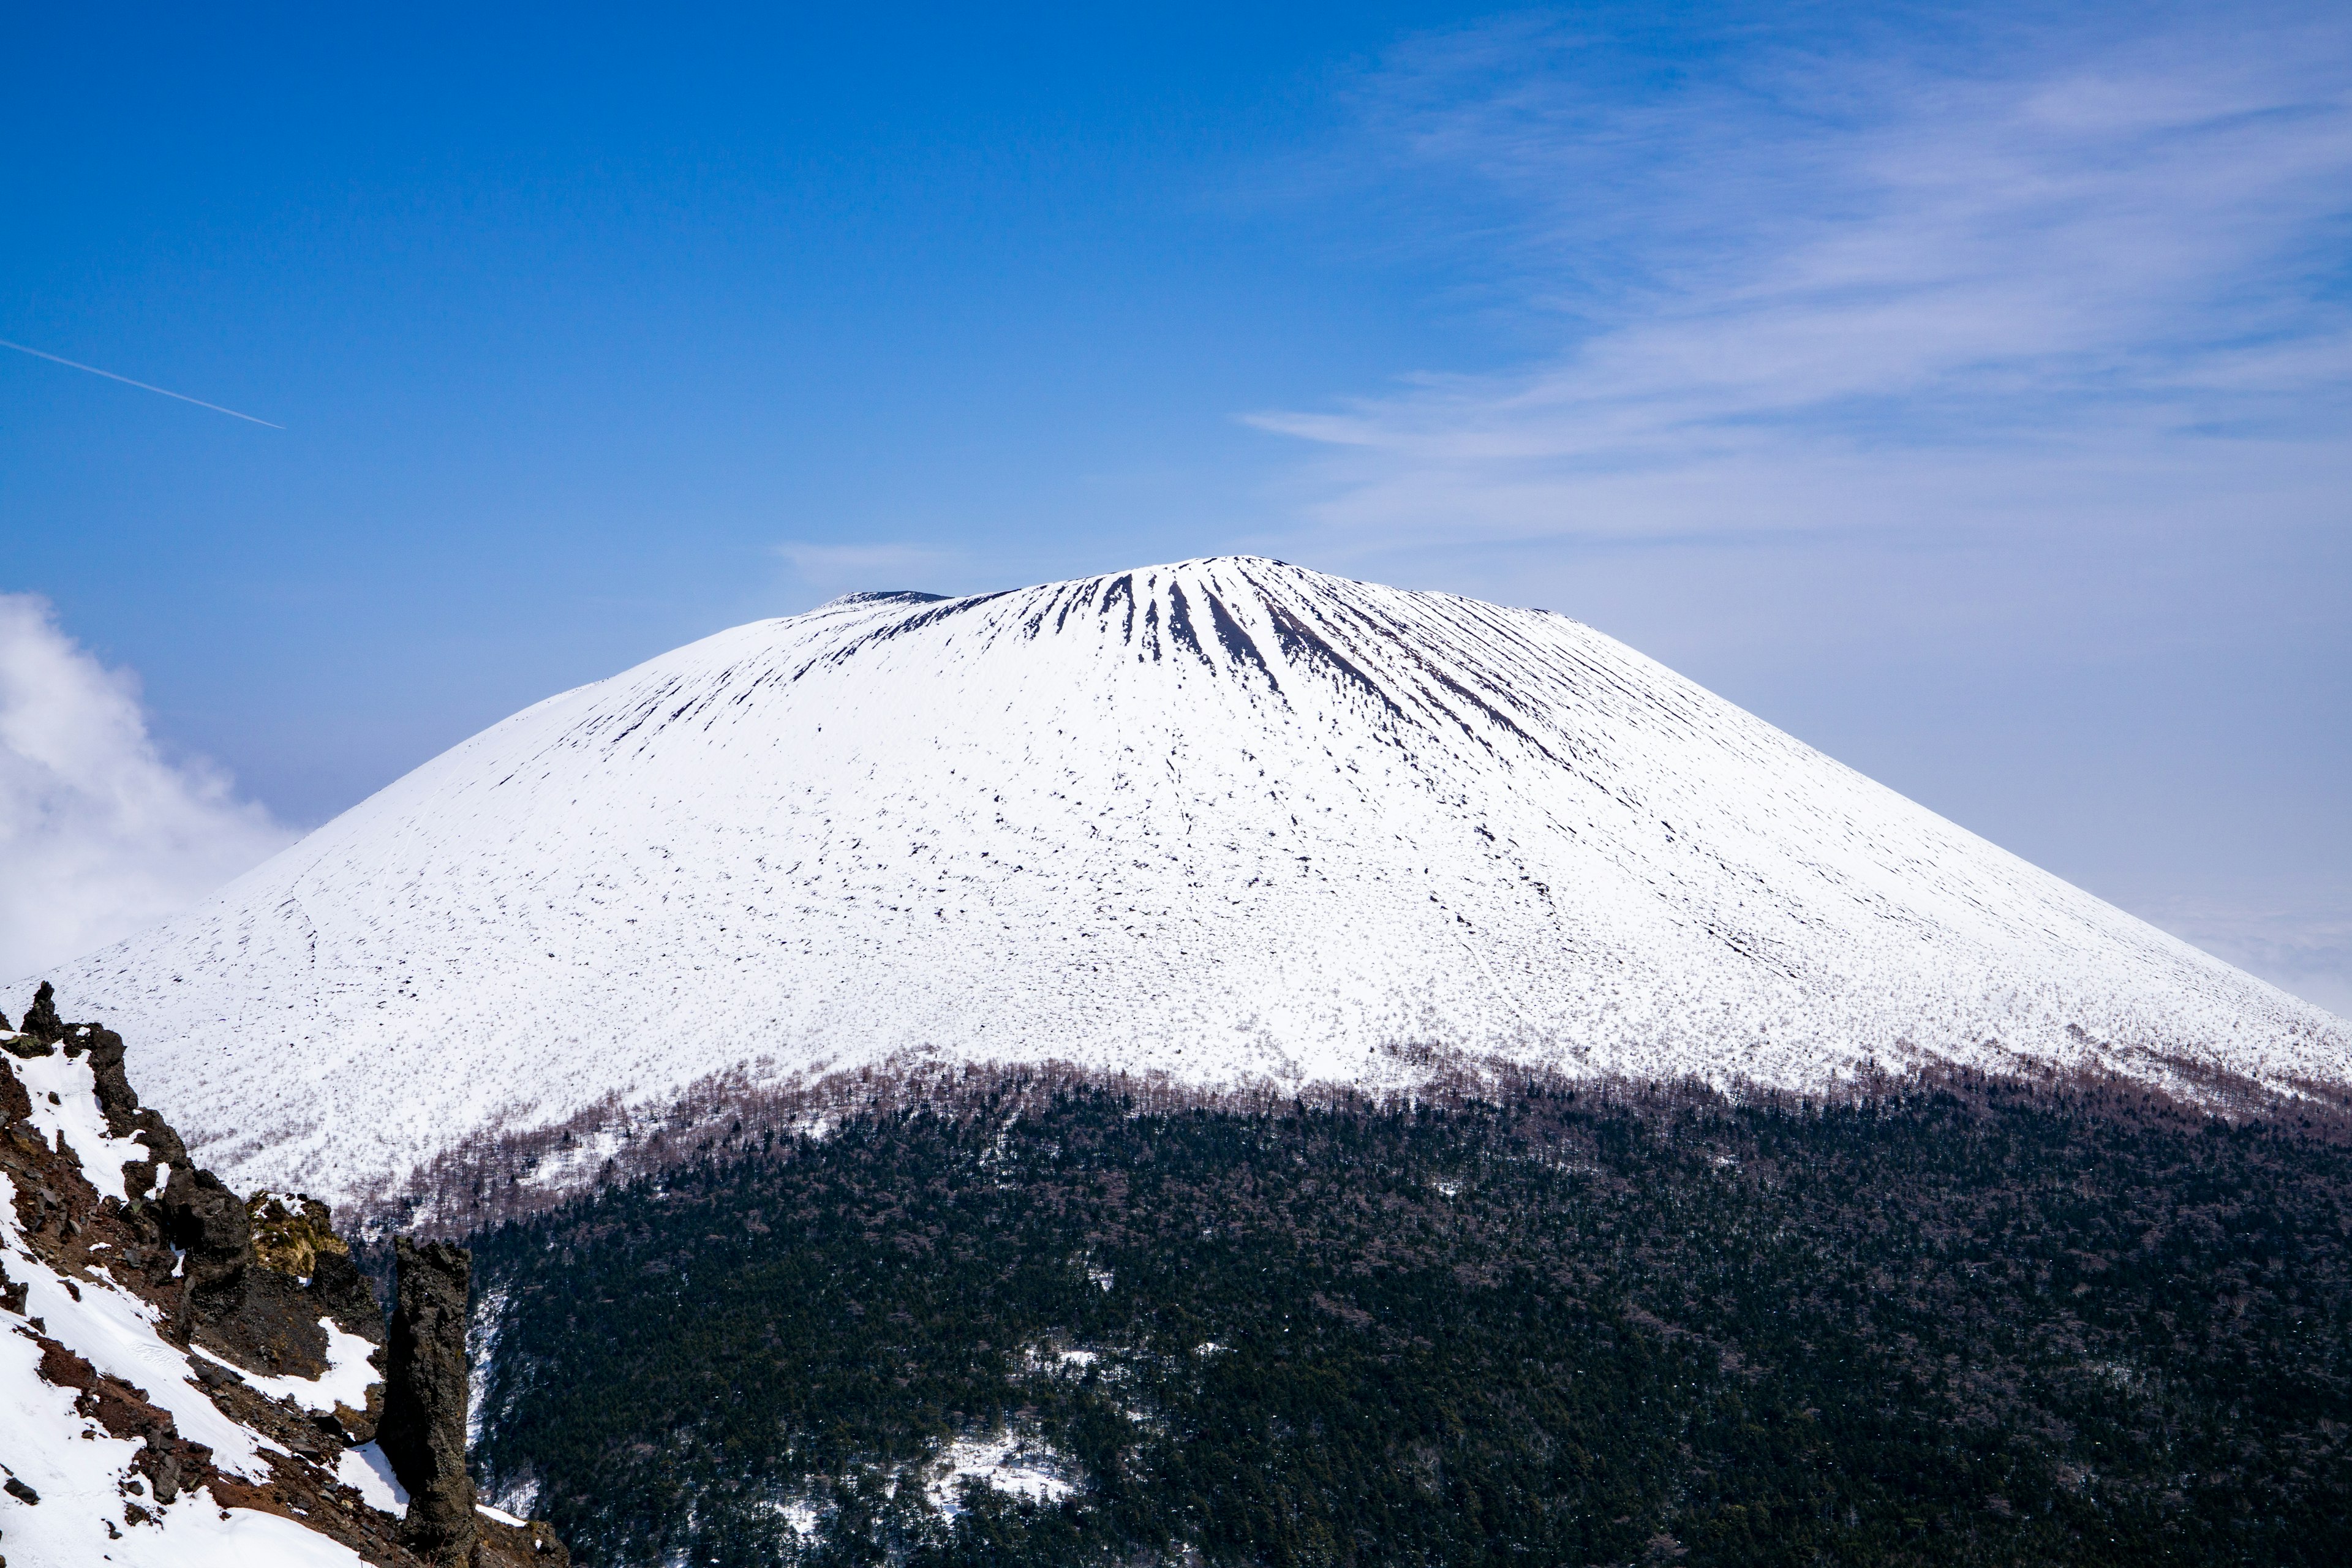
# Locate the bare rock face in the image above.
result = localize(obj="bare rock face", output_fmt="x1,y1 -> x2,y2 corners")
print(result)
1,985 -> 57,1060
380,1236 -> 478,1564
159,1163 -> 254,1304
248,1190 -> 344,1276
248,1190 -> 379,1332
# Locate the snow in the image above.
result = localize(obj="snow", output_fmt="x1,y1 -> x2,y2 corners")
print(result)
764,1497 -> 824,1537
515,1128 -> 627,1193
0,1373 -> 372,1568
6,1250 -> 281,1480
15,1045 -> 145,1202
334,1442 -> 407,1513
475,1501 -> 527,1527
924,1433 -> 1079,1515
1021,1341 -> 1105,1376
190,1318 -> 378,1415
483,1469 -> 540,1519
28,556 -> 2349,1202
466,1286 -> 508,1447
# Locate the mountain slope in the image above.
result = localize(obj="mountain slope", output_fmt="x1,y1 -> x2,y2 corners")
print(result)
35,557 -> 2346,1200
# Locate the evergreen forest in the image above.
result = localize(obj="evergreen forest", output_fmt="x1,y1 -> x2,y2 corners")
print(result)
462,1075 -> 2352,1567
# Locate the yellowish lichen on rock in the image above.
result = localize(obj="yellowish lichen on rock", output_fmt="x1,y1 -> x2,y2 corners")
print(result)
246,1190 -> 350,1278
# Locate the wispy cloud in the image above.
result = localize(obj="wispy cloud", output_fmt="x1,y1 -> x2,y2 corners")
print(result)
1240,6 -> 2352,1013
773,540 -> 966,596
0,595 -> 295,981
2142,895 -> 2352,1021
1253,6 -> 2352,548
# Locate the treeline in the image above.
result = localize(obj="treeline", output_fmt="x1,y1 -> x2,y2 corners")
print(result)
466,1074 -> 2352,1567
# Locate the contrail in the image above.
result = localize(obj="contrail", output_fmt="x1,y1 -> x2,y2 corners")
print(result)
0,336 -> 284,428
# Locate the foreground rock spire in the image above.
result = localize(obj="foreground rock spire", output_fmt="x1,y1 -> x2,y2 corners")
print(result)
380,1237 -> 480,1563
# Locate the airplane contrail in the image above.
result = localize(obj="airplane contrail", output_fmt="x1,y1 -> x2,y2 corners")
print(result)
0,336 -> 284,428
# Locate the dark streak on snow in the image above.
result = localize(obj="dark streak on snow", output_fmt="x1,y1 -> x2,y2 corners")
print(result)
1203,592 -> 1280,694
1256,598 -> 1409,723
1164,582 -> 1213,669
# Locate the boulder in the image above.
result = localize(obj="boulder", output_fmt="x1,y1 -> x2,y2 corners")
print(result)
158,1166 -> 252,1305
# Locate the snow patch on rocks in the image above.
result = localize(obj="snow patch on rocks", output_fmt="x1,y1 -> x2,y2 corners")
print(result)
190,1317 -> 379,1417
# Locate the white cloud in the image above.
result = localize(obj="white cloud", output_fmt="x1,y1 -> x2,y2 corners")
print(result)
1252,8 -> 2352,550
0,595 -> 295,983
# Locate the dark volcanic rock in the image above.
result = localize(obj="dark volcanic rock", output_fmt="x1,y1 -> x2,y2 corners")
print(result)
62,1023 -> 360,1383
72,1019 -> 195,1202
77,1022 -> 140,1135
1,987 -> 54,1058
159,1164 -> 253,1304
18,981 -> 63,1046
0,1032 -> 50,1060
0,1058 -> 28,1125
309,1242 -> 382,1335
156,1166 -> 347,1382
181,1189 -> 380,1415
381,1237 -> 477,1564
251,1189 -> 382,1340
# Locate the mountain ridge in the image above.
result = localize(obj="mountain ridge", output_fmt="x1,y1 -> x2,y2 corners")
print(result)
30,557 -> 2346,1202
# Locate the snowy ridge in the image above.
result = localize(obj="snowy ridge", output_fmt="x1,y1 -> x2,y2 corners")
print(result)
34,557 -> 2348,1201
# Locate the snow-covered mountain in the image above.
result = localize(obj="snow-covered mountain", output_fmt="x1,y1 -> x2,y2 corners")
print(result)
34,557 -> 2347,1200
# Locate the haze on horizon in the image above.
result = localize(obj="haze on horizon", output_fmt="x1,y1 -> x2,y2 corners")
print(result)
2,1 -> 2346,1015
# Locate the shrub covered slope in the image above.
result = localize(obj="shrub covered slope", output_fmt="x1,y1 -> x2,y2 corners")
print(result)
469,1077 -> 2352,1567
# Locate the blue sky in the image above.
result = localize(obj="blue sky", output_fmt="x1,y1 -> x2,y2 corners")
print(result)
4,2 -> 2347,1009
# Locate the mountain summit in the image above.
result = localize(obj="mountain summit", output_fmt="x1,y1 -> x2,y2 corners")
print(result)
36,557 -> 2345,1199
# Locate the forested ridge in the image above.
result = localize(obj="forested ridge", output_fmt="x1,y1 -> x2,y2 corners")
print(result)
464,1074 -> 2352,1567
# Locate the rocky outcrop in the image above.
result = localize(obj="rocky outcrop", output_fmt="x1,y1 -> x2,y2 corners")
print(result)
380,1236 -> 479,1564
160,1163 -> 254,1302
17,979 -> 62,1046
4,986 -> 568,1566
62,1017 -> 373,1387
249,1189 -> 344,1276
249,1189 -> 385,1438
77,1015 -> 192,1175
0,987 -> 55,1060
